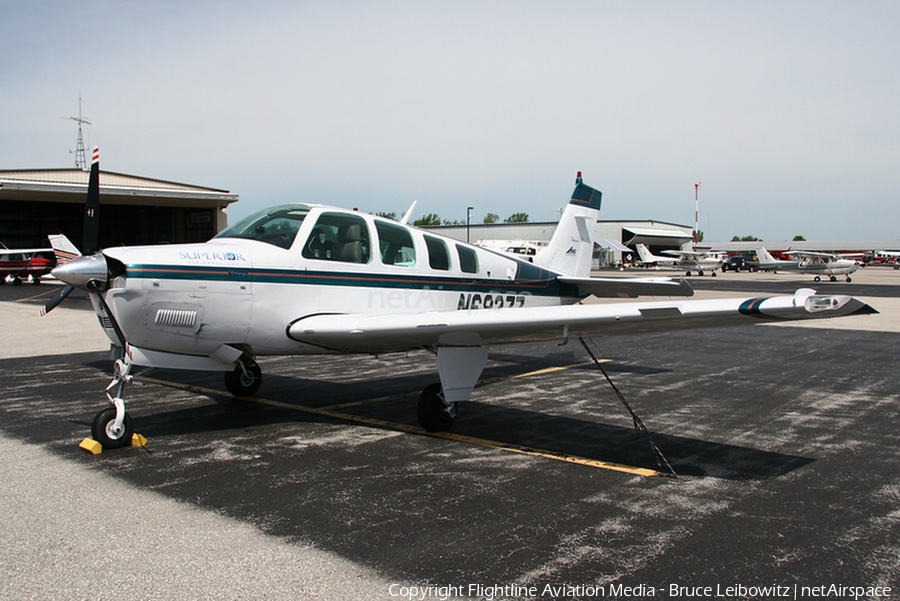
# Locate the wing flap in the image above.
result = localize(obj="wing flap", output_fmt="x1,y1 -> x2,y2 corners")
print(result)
287,290 -> 875,354
558,276 -> 694,298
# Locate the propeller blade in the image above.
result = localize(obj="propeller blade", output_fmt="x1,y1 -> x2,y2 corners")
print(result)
40,284 -> 74,316
82,147 -> 100,254
40,148 -> 99,316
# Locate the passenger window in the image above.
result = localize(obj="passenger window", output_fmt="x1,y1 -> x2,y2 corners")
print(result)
456,244 -> 478,274
376,220 -> 416,267
424,235 -> 450,271
301,212 -> 370,263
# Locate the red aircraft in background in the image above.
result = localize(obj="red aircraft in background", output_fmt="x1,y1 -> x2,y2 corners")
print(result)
0,243 -> 52,285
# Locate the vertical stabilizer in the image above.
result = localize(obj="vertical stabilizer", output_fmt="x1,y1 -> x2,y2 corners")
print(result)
635,244 -> 654,263
47,234 -> 82,266
533,173 -> 601,277
756,247 -> 777,265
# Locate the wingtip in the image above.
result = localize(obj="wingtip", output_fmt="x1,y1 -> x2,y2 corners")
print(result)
853,303 -> 879,316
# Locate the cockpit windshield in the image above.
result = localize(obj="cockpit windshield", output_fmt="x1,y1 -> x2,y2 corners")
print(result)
214,204 -> 311,249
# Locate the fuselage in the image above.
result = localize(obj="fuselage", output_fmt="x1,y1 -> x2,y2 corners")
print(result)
758,258 -> 858,276
97,204 -> 584,358
0,254 -> 49,278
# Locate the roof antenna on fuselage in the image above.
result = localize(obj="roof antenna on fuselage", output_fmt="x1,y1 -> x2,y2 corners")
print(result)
399,200 -> 418,225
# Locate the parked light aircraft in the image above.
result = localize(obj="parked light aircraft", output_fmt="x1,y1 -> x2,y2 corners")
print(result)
45,151 -> 876,449
756,247 -> 859,282
635,244 -> 723,276
0,243 -> 51,285
634,243 -> 677,268
661,248 -> 724,277
873,250 -> 900,269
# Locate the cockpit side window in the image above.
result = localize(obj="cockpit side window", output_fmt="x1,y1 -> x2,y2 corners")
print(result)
215,205 -> 310,250
375,220 -> 416,267
301,212 -> 371,263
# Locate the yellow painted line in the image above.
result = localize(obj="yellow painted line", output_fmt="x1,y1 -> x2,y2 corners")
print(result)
479,360 -> 604,385
136,374 -> 660,477
14,288 -> 59,303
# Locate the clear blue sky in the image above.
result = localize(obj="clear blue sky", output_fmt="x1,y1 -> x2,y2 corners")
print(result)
3,1 -> 898,242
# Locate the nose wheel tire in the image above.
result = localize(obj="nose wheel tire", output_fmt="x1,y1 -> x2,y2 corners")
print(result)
417,383 -> 458,432
91,407 -> 134,449
225,358 -> 262,397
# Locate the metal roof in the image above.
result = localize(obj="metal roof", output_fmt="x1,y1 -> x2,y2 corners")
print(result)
0,168 -> 237,208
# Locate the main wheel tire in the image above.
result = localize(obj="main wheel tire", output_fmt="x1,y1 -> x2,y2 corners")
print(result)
225,359 -> 262,397
417,383 -> 457,432
91,407 -> 134,449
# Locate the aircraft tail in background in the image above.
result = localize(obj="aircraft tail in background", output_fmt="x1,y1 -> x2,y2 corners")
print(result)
47,234 -> 82,266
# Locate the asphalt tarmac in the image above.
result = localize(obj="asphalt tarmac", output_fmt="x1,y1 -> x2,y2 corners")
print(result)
1,268 -> 898,601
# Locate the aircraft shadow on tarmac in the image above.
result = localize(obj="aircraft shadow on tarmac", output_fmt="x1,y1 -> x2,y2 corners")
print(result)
72,357 -> 813,482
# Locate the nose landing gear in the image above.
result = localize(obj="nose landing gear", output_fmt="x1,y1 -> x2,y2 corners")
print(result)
90,358 -> 136,449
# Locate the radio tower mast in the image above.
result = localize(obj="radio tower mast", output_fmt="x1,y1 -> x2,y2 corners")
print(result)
70,94 -> 91,169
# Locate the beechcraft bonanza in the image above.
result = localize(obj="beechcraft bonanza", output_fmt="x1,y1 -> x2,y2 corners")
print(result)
44,150 -> 876,449
756,247 -> 859,282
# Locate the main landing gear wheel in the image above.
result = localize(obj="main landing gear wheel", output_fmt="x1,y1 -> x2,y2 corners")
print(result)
225,358 -> 262,397
814,276 -> 822,282
91,407 -> 134,449
417,383 -> 457,432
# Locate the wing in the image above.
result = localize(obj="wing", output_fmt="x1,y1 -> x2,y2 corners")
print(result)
557,276 -> 694,298
0,248 -> 51,256
790,251 -> 832,259
288,289 -> 876,354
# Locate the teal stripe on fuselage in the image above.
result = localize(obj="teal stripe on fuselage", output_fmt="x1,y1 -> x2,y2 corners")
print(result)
126,264 -> 585,298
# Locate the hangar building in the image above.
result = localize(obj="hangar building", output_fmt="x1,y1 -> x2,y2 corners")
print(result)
0,168 -> 238,251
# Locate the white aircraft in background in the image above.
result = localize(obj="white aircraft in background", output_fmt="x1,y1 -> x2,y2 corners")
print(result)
659,247 -> 724,277
756,247 -> 859,282
634,243 -> 678,268
45,152 -> 875,450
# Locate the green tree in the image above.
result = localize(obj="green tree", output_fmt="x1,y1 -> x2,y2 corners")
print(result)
413,213 -> 442,227
504,212 -> 529,223
731,235 -> 760,242
483,213 -> 499,224
792,235 -> 806,241
376,211 -> 397,220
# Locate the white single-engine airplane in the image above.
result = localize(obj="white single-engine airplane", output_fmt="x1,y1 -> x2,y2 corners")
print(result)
756,247 -> 859,282
649,246 -> 723,276
45,151 -> 876,449
634,243 -> 678,268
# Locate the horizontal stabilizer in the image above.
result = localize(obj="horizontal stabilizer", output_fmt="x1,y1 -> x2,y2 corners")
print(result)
558,276 -> 694,298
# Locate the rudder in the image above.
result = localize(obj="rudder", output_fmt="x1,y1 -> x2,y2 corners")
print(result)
533,173 -> 601,277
